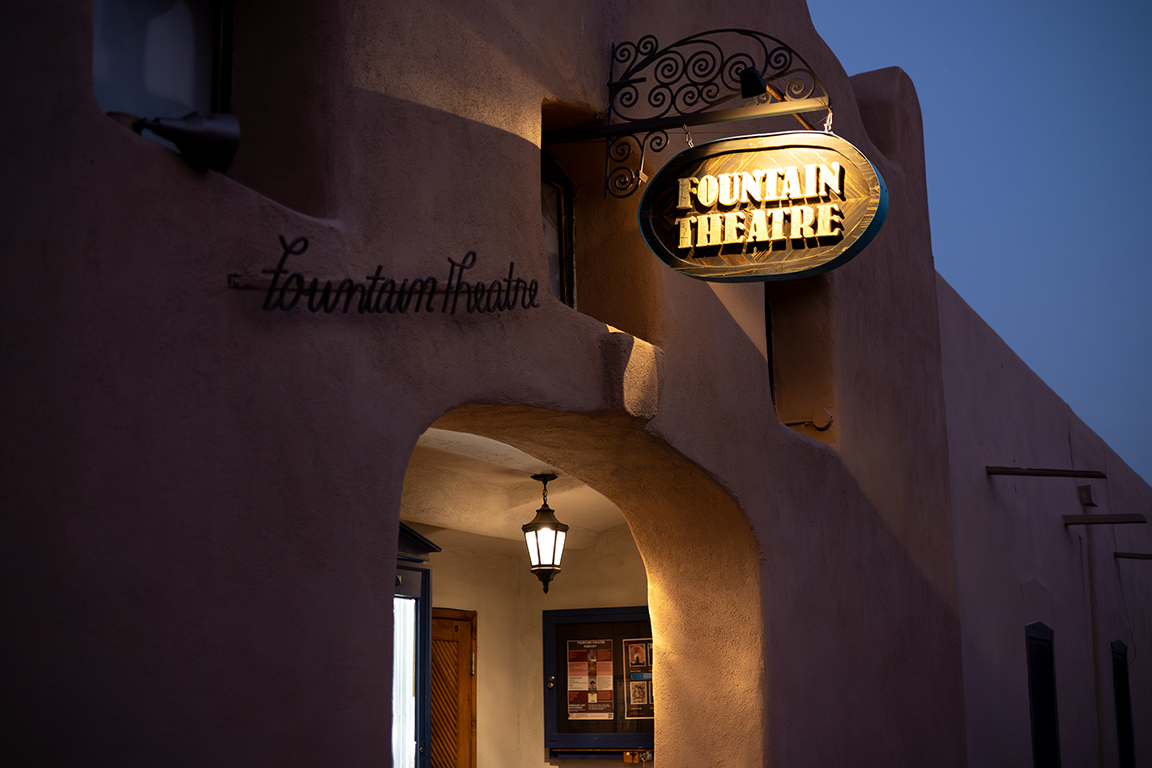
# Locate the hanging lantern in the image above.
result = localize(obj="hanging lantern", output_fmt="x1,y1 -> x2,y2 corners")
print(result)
522,473 -> 569,594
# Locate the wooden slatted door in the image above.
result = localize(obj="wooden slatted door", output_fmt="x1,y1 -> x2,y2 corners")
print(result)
430,609 -> 476,768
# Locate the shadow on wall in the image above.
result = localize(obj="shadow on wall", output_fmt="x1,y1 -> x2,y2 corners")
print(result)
767,274 -> 837,445
760,424 -> 968,768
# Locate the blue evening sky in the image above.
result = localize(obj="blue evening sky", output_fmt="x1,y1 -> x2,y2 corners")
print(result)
805,0 -> 1152,484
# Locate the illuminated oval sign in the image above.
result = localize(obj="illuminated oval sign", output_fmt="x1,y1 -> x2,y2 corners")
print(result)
638,132 -> 888,282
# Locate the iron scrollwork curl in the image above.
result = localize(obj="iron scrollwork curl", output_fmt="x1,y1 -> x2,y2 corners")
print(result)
606,129 -> 669,199
601,29 -> 829,198
607,29 -> 826,123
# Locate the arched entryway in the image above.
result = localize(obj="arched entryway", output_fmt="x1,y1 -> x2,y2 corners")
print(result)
397,403 -> 765,768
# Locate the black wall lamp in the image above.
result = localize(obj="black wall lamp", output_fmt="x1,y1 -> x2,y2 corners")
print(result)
740,66 -> 769,99
133,111 -> 240,173
523,473 -> 569,594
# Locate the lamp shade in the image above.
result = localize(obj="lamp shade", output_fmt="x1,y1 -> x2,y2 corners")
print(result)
739,67 -> 768,99
523,473 -> 569,593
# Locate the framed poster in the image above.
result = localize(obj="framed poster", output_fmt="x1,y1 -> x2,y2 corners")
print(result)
542,606 -> 654,758
623,638 -> 653,720
567,638 -> 614,719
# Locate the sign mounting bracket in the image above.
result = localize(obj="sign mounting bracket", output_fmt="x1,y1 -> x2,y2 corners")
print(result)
541,29 -> 832,199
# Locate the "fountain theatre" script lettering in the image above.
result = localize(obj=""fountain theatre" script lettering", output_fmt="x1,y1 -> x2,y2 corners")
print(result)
260,236 -> 541,316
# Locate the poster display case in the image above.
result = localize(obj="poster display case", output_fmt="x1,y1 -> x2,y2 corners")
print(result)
542,606 -> 654,759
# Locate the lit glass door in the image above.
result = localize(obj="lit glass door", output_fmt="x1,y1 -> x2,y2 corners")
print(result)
393,596 -> 418,767
395,563 -> 431,768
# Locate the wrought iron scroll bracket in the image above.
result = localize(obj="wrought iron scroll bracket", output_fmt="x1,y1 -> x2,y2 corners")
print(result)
542,29 -> 831,199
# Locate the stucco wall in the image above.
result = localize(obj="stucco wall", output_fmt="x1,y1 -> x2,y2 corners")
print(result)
2,1 -> 975,766
939,276 -> 1152,767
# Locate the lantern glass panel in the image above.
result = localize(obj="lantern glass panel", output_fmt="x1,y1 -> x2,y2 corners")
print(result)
537,528 -> 557,565
525,531 -> 542,566
553,530 -> 567,565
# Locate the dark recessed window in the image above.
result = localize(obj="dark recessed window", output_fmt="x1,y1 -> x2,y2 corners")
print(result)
93,0 -> 233,120
541,152 -> 575,307
1112,640 -> 1135,768
1025,622 -> 1061,768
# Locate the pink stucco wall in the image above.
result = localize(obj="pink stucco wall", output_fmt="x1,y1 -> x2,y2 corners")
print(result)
939,277 -> 1152,767
9,0 -> 1141,766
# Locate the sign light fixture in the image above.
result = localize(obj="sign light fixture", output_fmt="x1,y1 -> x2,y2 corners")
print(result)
542,29 -> 831,199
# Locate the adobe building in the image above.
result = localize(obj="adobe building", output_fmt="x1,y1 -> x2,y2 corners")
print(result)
2,1 -> 1149,767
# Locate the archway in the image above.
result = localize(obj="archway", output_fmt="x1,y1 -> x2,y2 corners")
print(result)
400,403 -> 765,768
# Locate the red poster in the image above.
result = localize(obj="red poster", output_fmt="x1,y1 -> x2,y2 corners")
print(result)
567,639 -> 614,720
